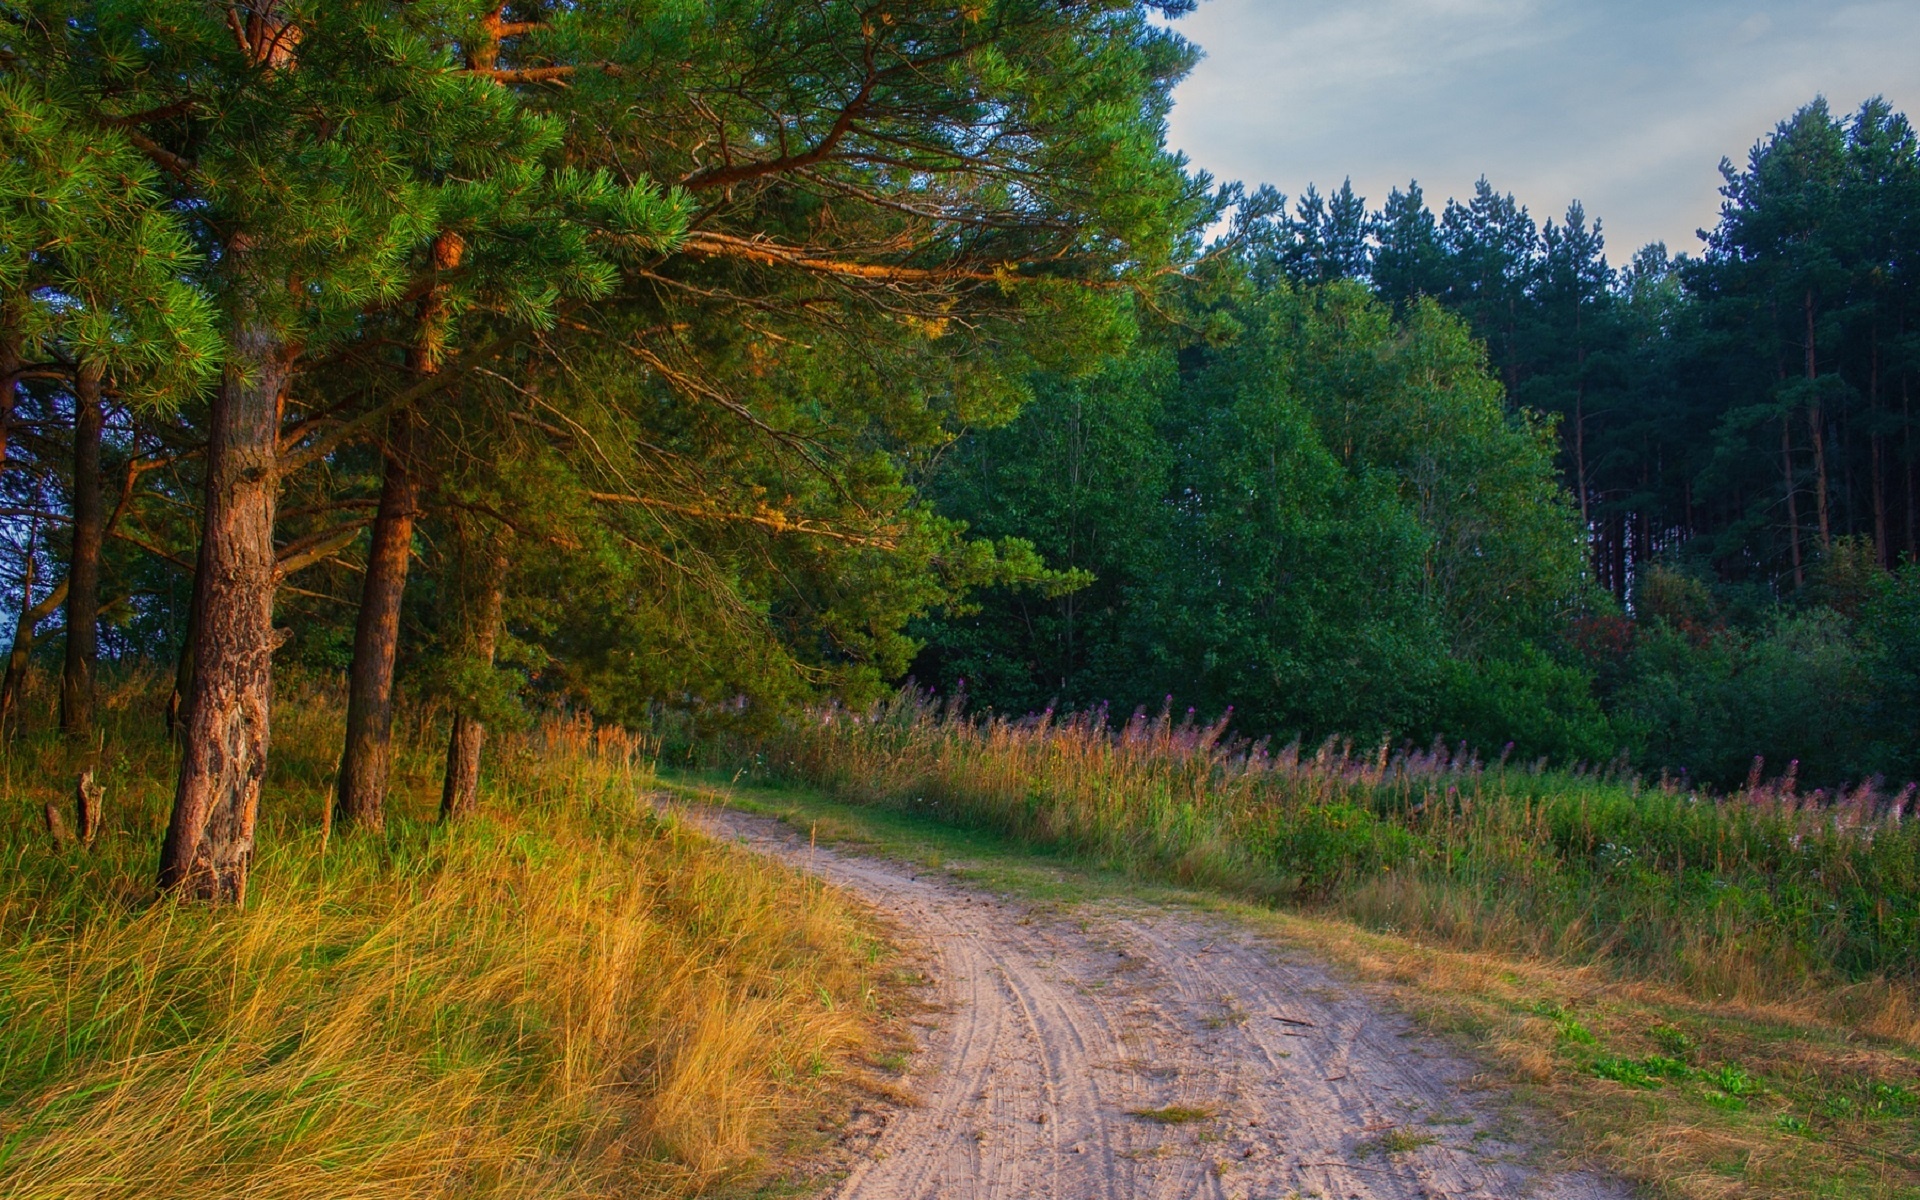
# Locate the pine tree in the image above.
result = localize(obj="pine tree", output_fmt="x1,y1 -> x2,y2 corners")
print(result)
1370,182 -> 1447,312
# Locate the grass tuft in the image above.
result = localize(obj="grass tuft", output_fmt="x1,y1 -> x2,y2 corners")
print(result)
1127,1105 -> 1215,1125
1,671 -> 884,1200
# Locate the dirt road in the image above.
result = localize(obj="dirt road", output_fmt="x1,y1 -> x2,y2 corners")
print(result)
664,796 -> 1629,1200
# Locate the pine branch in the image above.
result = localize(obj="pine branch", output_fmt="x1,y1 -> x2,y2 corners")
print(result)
275,520 -> 376,581
585,493 -> 901,548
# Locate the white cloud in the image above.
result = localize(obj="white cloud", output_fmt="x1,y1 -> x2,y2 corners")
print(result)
1165,0 -> 1920,256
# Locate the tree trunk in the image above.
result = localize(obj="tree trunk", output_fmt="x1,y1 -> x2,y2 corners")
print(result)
1574,386 -> 1589,531
1906,374 -> 1916,561
2,526 -> 38,731
158,313 -> 287,904
1782,413 -> 1803,589
1805,291 -> 1830,550
167,563 -> 203,738
1872,333 -> 1887,566
440,520 -> 511,822
61,362 -> 105,740
0,316 -> 20,475
334,430 -> 419,832
334,232 -> 463,830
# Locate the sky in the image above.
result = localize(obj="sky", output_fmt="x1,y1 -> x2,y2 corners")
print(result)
1163,0 -> 1920,260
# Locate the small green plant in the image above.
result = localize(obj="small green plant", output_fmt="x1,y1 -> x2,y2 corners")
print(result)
1128,1105 -> 1215,1125
1590,1054 -> 1695,1089
1869,1081 -> 1918,1116
1707,1065 -> 1757,1097
1650,1026 -> 1697,1058
1357,1128 -> 1441,1157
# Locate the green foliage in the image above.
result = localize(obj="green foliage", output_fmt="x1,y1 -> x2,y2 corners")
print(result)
1615,610 -> 1877,788
916,278 -> 1590,752
0,76 -> 220,398
1434,646 -> 1622,767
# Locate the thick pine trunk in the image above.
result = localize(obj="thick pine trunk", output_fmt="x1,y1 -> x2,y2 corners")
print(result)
440,521 -> 511,822
61,363 -> 105,739
333,434 -> 419,832
158,318 -> 286,904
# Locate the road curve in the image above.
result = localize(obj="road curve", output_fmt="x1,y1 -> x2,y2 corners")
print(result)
662,795 -> 1628,1200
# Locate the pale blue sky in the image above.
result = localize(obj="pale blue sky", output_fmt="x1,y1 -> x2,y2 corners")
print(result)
1164,0 -> 1920,259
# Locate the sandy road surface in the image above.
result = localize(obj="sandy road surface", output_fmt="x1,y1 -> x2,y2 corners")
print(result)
663,797 -> 1629,1200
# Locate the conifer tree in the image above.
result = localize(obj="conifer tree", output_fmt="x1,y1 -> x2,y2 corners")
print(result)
1370,182 -> 1447,313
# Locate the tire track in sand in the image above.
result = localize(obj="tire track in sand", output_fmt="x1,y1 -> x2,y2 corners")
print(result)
663,797 -> 1629,1200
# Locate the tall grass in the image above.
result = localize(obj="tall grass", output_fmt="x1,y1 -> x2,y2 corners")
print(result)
1,672 -> 881,1200
744,690 -> 1920,1032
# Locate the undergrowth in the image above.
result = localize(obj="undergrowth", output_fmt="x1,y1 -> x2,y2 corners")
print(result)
733,689 -> 1920,1035
0,672 -> 883,1200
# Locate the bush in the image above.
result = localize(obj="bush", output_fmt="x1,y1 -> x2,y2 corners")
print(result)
1617,610 -> 1876,788
1434,646 -> 1624,767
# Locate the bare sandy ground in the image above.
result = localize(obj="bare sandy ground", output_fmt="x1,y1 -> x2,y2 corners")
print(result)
663,796 -> 1631,1200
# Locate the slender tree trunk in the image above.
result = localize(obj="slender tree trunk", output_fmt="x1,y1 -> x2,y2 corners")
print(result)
158,309 -> 287,904
0,317 -> 20,475
440,521 -> 512,822
61,363 -> 105,739
335,231 -> 462,831
167,564 -> 202,738
1782,413 -> 1803,589
334,429 -> 419,832
1906,374 -> 1916,561
2,525 -> 39,731
1872,333 -> 1887,566
1805,291 -> 1831,550
1574,387 -> 1590,532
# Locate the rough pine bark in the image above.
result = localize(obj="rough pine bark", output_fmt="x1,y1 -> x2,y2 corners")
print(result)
333,429 -> 419,832
158,314 -> 287,903
61,362 -> 105,739
440,521 -> 511,822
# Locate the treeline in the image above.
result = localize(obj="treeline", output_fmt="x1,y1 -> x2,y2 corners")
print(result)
1261,97 -> 1920,592
0,0 -> 1202,902
912,96 -> 1920,788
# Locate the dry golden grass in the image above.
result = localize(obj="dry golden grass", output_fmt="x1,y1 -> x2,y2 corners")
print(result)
0,673 -> 890,1200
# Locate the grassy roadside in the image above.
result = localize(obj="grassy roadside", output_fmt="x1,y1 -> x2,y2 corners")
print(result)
662,767 -> 1920,1200
0,674 -> 902,1200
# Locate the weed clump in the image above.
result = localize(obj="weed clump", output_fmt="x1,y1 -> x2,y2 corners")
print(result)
738,689 -> 1920,1024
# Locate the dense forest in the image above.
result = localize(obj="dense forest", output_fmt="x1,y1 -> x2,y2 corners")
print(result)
913,97 -> 1920,788
2,1 -> 1918,919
